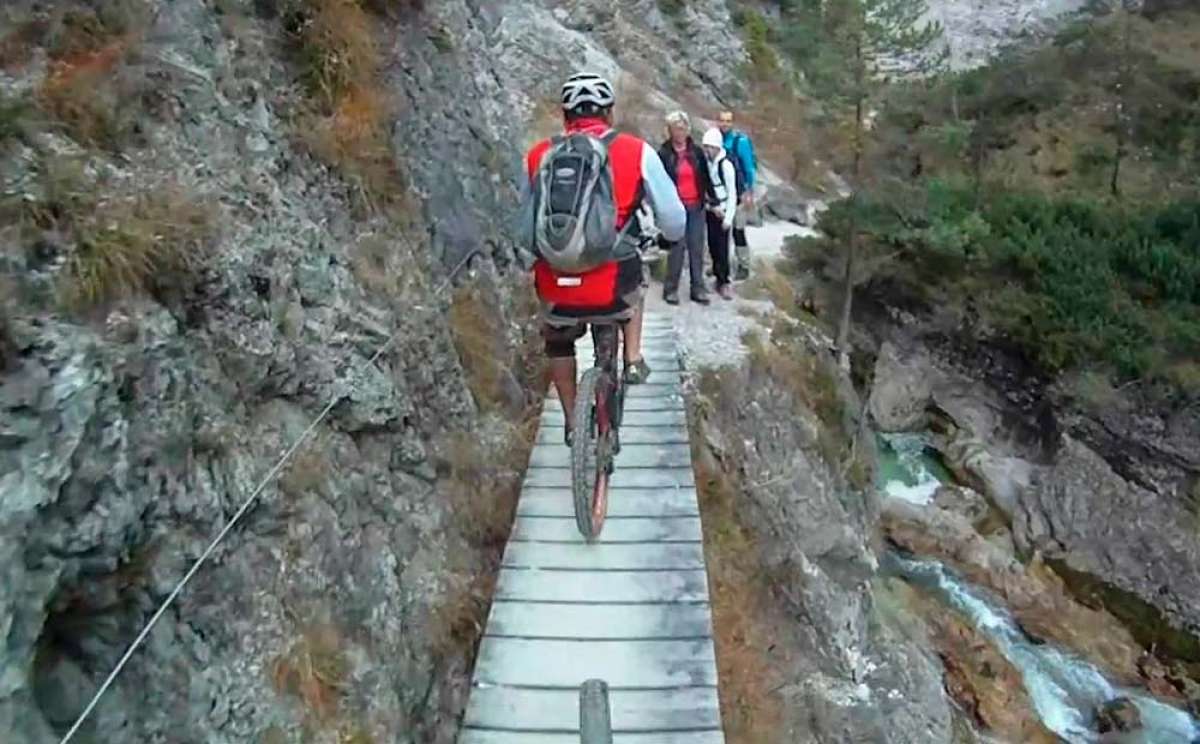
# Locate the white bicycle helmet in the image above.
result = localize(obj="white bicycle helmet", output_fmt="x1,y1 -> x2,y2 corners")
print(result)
561,72 -> 616,113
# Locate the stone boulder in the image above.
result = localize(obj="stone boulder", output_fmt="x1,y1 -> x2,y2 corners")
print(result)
1016,436 -> 1200,662
869,342 -> 935,432
1096,697 -> 1142,733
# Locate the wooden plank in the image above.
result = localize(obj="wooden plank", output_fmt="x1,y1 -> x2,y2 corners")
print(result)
524,467 -> 695,489
620,397 -> 686,412
548,383 -> 681,400
503,542 -> 706,571
528,444 -> 692,470
460,730 -> 725,744
485,600 -> 713,641
517,488 -> 699,517
537,426 -> 690,445
510,515 -> 703,543
473,637 -> 718,688
494,568 -> 710,603
541,409 -> 688,428
463,685 -> 721,730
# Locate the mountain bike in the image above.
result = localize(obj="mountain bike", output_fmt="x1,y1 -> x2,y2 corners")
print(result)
571,322 -> 625,541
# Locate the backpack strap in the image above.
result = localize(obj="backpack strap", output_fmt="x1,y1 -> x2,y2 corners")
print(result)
615,180 -> 646,243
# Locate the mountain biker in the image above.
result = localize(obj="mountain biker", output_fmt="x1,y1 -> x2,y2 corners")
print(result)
522,72 -> 687,445
718,110 -> 758,281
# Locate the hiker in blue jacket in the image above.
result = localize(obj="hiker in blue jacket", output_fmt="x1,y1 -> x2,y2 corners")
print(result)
718,110 -> 757,281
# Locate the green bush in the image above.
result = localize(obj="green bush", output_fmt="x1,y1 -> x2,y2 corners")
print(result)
811,180 -> 1200,387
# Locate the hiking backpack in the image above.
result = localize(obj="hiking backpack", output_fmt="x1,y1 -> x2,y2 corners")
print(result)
711,153 -> 742,204
521,131 -> 634,274
727,132 -> 753,197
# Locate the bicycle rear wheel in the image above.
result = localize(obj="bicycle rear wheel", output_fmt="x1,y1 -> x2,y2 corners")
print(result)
571,367 -> 612,541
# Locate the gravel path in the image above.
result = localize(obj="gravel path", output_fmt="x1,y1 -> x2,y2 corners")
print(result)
646,220 -> 815,371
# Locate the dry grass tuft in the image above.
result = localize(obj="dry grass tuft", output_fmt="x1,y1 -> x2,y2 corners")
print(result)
349,234 -> 407,296
300,84 -> 403,215
438,427 -> 533,552
337,725 -> 375,744
745,333 -> 847,465
37,37 -> 132,147
29,2 -> 154,149
0,16 -> 48,70
58,186 -> 216,310
428,570 -> 494,661
690,419 -> 786,742
5,152 -> 217,311
291,0 -> 379,107
278,434 -> 331,498
426,420 -> 537,664
447,286 -> 525,415
271,624 -> 350,722
285,0 -> 409,214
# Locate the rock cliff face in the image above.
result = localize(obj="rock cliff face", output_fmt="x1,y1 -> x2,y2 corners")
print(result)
687,324 -> 958,743
925,0 -> 1090,69
0,0 -> 746,741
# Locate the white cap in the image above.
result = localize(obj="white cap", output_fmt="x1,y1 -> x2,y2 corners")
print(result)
701,127 -> 723,149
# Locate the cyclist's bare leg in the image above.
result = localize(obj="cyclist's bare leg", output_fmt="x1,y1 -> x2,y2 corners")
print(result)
622,299 -> 645,365
550,357 -> 578,429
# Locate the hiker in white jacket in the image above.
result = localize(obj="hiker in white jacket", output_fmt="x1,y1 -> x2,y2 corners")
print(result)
701,127 -> 737,300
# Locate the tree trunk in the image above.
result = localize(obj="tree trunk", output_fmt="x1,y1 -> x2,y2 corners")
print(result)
836,32 -> 865,370
1111,4 -> 1133,198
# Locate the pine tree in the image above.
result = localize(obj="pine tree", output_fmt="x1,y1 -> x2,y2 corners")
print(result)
820,0 -> 947,367
1109,0 -> 1137,197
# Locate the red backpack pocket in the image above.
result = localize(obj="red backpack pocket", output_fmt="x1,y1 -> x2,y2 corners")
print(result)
534,259 -> 619,309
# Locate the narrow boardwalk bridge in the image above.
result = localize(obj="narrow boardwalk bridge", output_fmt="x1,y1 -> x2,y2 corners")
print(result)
458,310 -> 726,743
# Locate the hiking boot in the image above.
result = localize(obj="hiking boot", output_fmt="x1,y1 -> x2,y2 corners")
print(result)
664,291 -> 679,305
734,265 -> 750,282
623,357 -> 652,385
718,283 -> 734,301
691,291 -> 710,305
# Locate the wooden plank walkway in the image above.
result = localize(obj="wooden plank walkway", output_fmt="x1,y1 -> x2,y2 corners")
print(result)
458,312 -> 725,743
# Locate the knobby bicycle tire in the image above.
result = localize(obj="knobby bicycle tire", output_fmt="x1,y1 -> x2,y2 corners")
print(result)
579,678 -> 614,744
571,367 -> 606,540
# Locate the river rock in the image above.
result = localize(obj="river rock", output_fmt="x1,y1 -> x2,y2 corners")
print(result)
940,427 -> 1036,517
869,342 -> 935,431
1096,697 -> 1143,733
883,498 -> 1150,688
899,581 -> 1059,743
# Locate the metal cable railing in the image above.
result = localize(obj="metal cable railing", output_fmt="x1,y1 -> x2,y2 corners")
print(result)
59,248 -> 484,744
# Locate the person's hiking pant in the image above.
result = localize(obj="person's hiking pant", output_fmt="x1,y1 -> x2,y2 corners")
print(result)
732,195 -> 751,273
665,204 -> 705,297
706,210 -> 731,288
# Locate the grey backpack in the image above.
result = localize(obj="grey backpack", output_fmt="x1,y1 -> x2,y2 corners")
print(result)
519,131 -> 634,273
